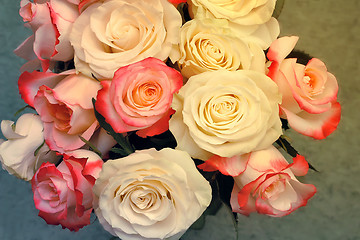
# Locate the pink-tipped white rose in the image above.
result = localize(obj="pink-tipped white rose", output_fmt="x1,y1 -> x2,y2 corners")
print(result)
15,0 -> 80,72
230,146 -> 316,217
267,36 -> 341,139
199,146 -> 317,217
18,71 -> 101,152
31,149 -> 103,231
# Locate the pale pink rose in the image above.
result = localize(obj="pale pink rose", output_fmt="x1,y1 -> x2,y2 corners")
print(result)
22,72 -> 101,152
31,149 -> 103,231
267,36 -> 341,139
95,57 -> 183,137
199,146 -> 316,217
15,0 -> 79,72
69,0 -> 182,79
0,114 -> 59,181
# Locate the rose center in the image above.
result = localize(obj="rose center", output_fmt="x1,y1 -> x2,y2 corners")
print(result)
48,102 -> 72,132
303,72 -> 325,96
132,82 -> 162,108
207,94 -> 240,123
106,10 -> 140,51
262,179 -> 285,200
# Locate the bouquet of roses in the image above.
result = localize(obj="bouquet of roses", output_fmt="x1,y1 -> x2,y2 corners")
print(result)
0,0 -> 341,239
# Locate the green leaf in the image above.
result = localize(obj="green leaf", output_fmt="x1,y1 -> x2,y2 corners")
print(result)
272,0 -> 285,19
34,140 -> 45,156
14,105 -> 35,117
92,98 -> 135,156
79,135 -> 103,158
189,213 -> 206,230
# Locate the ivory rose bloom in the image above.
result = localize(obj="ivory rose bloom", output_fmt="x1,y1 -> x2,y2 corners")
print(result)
0,114 -> 58,181
189,0 -> 276,26
93,148 -> 212,240
31,149 -> 103,231
95,57 -> 183,138
267,36 -> 341,139
15,0 -> 79,71
176,18 -> 266,79
30,73 -> 101,152
230,146 -> 316,217
169,70 -> 282,160
70,0 -> 182,79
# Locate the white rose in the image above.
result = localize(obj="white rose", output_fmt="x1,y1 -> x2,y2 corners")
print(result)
175,18 -> 266,79
0,114 -> 59,181
70,0 -> 182,79
93,148 -> 212,240
189,0 -> 276,26
169,70 -> 282,160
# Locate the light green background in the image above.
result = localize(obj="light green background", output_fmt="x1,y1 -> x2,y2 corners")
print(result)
0,0 -> 359,239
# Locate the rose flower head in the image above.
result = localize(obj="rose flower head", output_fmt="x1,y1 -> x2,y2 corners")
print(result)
31,150 -> 103,231
0,114 -> 58,181
170,70 -> 282,160
95,57 -> 183,138
93,148 -> 212,240
267,36 -> 341,139
70,0 -> 182,79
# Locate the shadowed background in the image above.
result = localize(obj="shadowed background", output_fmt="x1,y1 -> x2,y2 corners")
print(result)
0,0 -> 359,239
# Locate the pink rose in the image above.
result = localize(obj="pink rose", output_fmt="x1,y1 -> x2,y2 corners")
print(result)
230,146 -> 316,217
95,57 -> 183,137
267,36 -> 341,139
15,0 -> 79,72
31,149 -> 103,231
18,71 -> 101,152
199,146 -> 316,217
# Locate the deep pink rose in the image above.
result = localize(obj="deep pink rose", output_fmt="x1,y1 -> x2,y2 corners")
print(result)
15,0 -> 79,72
22,72 -> 101,152
267,36 -> 341,139
95,57 -> 183,137
31,150 -> 103,231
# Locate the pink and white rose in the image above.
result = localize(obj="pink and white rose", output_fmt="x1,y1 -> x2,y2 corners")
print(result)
169,70 -> 282,160
95,57 -> 183,138
199,146 -> 317,217
93,148 -> 212,240
19,71 -> 101,152
0,114 -> 58,181
15,0 -> 80,72
267,36 -> 341,139
230,146 -> 316,217
70,0 -> 182,79
31,149 -> 103,231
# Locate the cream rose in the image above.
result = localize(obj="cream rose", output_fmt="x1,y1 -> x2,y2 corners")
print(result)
169,70 -> 282,160
93,148 -> 212,240
189,0 -> 277,26
70,0 -> 182,79
0,114 -> 58,181
176,18 -> 266,79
